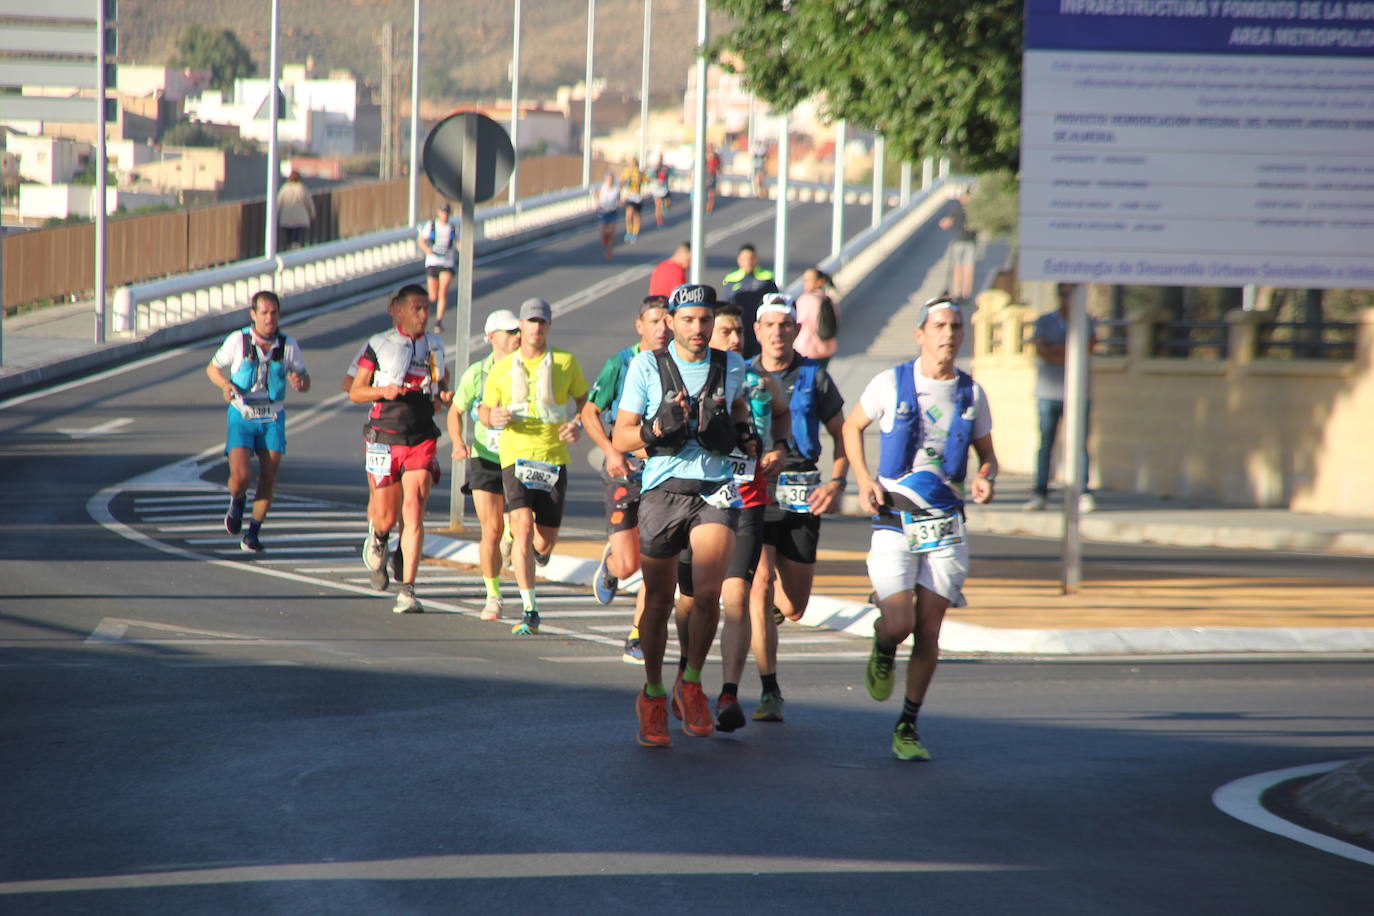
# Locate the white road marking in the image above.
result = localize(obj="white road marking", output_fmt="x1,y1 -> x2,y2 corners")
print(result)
1212,760 -> 1374,866
157,520 -> 369,533
55,417 -> 134,438
143,511 -> 363,524
213,545 -> 359,555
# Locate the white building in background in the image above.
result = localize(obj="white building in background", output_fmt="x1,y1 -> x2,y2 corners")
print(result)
7,133 -> 90,185
184,66 -> 380,157
115,65 -> 212,103
18,183 -> 175,220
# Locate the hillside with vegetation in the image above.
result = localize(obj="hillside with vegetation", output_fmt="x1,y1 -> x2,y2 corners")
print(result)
117,0 -> 718,104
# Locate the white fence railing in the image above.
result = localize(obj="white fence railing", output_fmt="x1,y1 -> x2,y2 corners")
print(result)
113,186 -> 596,335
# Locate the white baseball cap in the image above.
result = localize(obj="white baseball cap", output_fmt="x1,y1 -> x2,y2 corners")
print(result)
484,309 -> 520,334
756,293 -> 796,320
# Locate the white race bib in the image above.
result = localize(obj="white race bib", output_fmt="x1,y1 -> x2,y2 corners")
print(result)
900,510 -> 965,553
235,398 -> 278,421
776,471 -> 822,514
484,426 -> 502,452
514,457 -> 560,493
727,449 -> 757,485
702,480 -> 742,510
365,442 -> 391,478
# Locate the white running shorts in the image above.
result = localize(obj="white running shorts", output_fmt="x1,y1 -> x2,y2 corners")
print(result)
865,527 -> 968,607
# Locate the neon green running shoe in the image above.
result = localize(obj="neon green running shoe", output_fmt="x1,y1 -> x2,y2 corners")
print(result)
865,633 -> 896,701
892,722 -> 931,762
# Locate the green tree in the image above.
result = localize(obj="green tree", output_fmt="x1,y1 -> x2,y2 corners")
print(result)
708,0 -> 1022,173
171,25 -> 257,93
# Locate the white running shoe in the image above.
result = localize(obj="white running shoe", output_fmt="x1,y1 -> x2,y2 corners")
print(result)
362,522 -> 388,572
1022,494 -> 1047,511
1078,492 -> 1097,514
480,595 -> 503,621
393,588 -> 423,614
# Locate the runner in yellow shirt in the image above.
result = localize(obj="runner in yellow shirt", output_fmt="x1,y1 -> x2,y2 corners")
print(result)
479,297 -> 590,635
620,158 -> 646,244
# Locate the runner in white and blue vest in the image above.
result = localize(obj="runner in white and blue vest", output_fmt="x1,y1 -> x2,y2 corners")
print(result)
841,296 -> 999,762
205,290 -> 311,554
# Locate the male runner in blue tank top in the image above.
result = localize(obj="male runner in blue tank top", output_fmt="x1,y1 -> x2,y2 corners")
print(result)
842,297 -> 999,762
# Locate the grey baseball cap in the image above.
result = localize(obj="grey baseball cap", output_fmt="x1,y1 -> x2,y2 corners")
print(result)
519,297 -> 552,322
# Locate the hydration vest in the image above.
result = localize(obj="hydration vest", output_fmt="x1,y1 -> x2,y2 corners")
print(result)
645,347 -> 735,457
230,328 -> 287,403
780,356 -> 824,463
368,329 -> 445,395
876,362 -> 976,483
424,219 -> 456,254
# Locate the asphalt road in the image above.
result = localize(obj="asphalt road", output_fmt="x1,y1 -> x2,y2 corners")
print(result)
2,197 -> 1372,913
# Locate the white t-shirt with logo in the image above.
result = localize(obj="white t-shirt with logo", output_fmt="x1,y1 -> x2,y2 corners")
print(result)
858,363 -> 992,485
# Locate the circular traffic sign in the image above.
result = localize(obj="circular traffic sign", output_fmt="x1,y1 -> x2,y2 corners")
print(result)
421,112 -> 515,205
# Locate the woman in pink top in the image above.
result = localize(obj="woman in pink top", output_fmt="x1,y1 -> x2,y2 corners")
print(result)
793,268 -> 839,364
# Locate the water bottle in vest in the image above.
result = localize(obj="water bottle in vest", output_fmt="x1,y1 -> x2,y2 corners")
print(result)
746,368 -> 771,444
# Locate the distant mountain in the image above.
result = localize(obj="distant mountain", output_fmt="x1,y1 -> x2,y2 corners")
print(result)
118,0 -> 723,104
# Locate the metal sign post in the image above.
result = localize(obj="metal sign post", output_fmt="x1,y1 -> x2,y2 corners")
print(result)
773,111 -> 790,288
830,119 -> 846,257
688,0 -> 707,283
1060,283 -> 1090,594
421,112 -> 514,529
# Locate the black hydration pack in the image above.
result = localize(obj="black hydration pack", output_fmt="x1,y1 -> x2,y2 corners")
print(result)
645,347 -> 735,456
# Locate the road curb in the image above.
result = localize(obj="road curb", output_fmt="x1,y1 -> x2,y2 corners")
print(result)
422,532 -> 1374,656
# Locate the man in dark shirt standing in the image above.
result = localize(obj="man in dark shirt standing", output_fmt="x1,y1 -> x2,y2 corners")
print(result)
721,244 -> 778,358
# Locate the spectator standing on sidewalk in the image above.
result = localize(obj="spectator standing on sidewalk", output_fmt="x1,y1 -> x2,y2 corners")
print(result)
276,172 -> 315,251
938,192 -> 976,301
793,267 -> 840,366
1024,282 -> 1098,514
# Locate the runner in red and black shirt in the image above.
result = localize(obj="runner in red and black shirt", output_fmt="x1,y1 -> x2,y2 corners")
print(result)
349,284 -> 451,613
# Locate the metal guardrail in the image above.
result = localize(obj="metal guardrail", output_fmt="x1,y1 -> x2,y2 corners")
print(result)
113,186 -> 595,335
1152,320 -> 1230,359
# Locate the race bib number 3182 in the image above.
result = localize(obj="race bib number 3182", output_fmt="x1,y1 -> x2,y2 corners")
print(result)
900,510 -> 964,553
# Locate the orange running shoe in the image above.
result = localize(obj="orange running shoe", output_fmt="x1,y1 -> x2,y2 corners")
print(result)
636,691 -> 671,748
674,679 -> 715,738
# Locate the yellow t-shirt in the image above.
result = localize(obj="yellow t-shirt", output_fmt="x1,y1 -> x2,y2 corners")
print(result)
481,348 -> 589,467
620,166 -> 644,196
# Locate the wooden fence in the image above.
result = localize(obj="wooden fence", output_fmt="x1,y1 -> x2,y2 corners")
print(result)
3,154 -> 613,311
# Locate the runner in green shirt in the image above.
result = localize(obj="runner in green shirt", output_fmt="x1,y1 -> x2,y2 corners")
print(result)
448,309 -> 522,620
579,295 -> 671,662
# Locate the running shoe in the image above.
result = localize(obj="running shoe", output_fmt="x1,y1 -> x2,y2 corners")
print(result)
533,548 -> 551,568
865,632 -> 896,701
363,525 -> 389,571
622,636 -> 644,665
480,595 -> 503,621
752,692 -> 785,722
1022,494 -> 1047,511
592,543 -> 618,605
1079,492 -> 1097,514
240,529 -> 263,553
392,587 -> 423,614
224,498 -> 244,535
511,610 -> 540,635
772,606 -> 785,626
892,722 -> 931,761
715,693 -> 746,733
674,679 -> 714,738
635,691 -> 671,748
